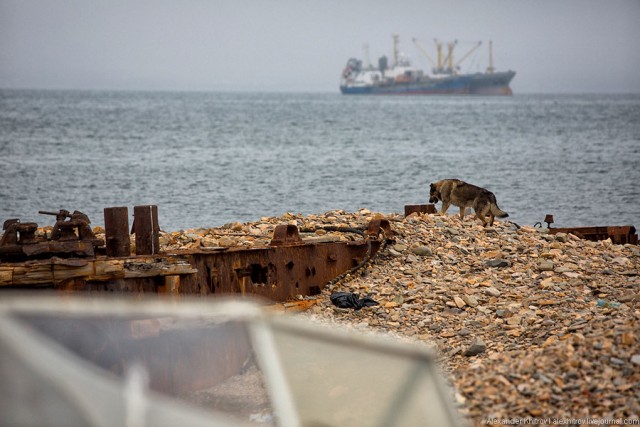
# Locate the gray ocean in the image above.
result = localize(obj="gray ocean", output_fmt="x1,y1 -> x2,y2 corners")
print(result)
1,90 -> 639,232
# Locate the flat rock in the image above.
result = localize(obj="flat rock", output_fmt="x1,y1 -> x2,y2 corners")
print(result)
538,260 -> 555,271
411,246 -> 433,256
485,287 -> 501,297
461,295 -> 479,307
485,259 -> 509,268
453,296 -> 466,309
463,338 -> 487,357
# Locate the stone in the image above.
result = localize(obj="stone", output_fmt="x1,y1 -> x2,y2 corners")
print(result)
200,237 -> 220,248
217,236 -> 235,247
411,246 -> 433,256
453,296 -> 466,308
461,295 -> 479,308
618,294 -> 638,303
610,357 -> 625,366
230,222 -> 244,231
463,338 -> 487,357
485,287 -> 501,297
485,259 -> 509,268
538,260 -> 555,271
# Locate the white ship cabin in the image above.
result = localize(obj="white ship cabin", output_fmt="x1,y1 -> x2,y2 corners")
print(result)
385,53 -> 422,83
351,69 -> 384,87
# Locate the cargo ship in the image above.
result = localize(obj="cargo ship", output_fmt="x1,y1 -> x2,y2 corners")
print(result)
340,35 -> 515,96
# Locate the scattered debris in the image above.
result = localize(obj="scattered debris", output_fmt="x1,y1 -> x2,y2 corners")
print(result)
330,292 -> 379,310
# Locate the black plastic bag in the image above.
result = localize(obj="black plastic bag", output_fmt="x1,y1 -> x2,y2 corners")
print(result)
330,292 -> 379,310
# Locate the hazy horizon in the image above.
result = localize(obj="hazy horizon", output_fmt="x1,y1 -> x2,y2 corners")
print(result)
2,0 -> 639,95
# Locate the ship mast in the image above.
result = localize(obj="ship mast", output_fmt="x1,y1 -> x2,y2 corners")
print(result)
486,40 -> 495,74
392,33 -> 400,67
363,43 -> 371,69
434,39 -> 444,72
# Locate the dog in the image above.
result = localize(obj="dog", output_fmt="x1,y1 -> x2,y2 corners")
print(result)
429,179 -> 508,226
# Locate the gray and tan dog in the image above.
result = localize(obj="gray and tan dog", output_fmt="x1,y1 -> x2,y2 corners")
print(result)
429,179 -> 508,226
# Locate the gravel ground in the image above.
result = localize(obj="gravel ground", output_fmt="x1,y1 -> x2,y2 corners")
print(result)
157,209 -> 640,425
296,211 -> 640,425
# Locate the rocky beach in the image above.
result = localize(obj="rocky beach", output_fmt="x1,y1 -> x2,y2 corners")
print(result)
9,207 -> 637,424
155,208 -> 639,425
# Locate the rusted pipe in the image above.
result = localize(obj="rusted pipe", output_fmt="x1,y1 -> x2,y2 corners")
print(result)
104,207 -> 130,257
404,204 -> 437,217
133,205 -> 160,255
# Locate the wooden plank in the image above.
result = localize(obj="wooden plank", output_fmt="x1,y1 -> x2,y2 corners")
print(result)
94,260 -> 125,280
0,268 -> 13,285
53,263 -> 95,283
1,255 -> 195,286
9,264 -> 53,286
124,263 -> 197,278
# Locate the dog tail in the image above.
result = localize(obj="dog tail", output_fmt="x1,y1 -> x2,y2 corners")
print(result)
491,204 -> 509,218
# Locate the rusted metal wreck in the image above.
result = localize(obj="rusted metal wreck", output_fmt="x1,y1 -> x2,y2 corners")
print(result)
0,206 -> 395,301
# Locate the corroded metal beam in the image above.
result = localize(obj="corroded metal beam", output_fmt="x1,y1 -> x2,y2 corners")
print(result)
547,225 -> 638,245
1,218 -> 391,301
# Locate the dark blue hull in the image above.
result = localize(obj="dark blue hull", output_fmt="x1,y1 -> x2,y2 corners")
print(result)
340,71 -> 515,96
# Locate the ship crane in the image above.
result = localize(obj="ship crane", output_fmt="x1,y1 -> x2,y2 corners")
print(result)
432,39 -> 458,74
411,37 -> 437,68
434,39 -> 444,73
454,41 -> 482,72
443,40 -> 458,73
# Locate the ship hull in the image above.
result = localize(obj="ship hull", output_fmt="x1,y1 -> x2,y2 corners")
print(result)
341,71 -> 515,96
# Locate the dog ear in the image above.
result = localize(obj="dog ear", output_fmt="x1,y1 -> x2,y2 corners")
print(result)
429,183 -> 435,191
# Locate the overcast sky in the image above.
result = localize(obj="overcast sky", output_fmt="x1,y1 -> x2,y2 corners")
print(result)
1,0 -> 639,94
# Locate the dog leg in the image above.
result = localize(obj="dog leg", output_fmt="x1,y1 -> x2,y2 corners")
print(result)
475,212 -> 488,227
440,201 -> 450,215
459,207 -> 465,220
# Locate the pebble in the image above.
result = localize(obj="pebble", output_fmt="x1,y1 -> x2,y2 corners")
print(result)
453,296 -> 466,309
485,287 -> 501,297
411,246 -> 433,257
461,295 -> 479,308
485,259 -> 509,268
463,338 -> 487,356
538,260 -> 555,271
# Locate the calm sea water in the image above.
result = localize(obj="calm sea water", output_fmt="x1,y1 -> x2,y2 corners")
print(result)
1,90 -> 639,231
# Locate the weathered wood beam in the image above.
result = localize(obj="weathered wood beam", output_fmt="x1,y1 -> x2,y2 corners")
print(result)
0,256 -> 197,287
